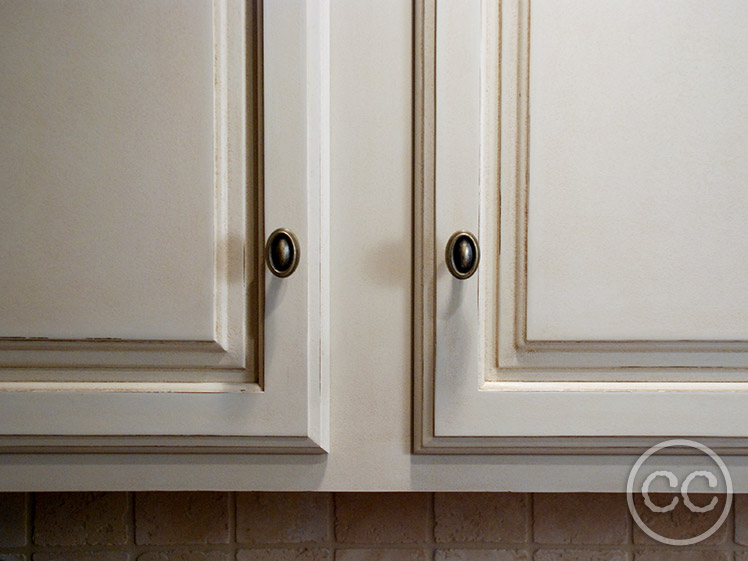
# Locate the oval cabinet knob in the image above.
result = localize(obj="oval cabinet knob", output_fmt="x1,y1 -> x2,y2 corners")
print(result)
445,230 -> 480,280
265,228 -> 300,278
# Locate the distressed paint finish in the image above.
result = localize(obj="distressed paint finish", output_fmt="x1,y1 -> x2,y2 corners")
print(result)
0,0 -> 329,453
415,0 -> 748,454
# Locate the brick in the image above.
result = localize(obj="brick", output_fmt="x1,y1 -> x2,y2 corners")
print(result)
631,492 -> 729,545
634,552 -> 730,561
533,494 -> 628,545
236,550 -> 331,561
336,551 -> 427,561
236,492 -> 331,544
0,493 -> 27,547
534,552 -> 626,561
33,493 -> 128,546
135,492 -> 229,545
334,493 -> 429,544
434,493 -> 528,543
734,494 -> 748,545
137,553 -> 230,561
435,550 -> 528,561
32,553 -> 128,561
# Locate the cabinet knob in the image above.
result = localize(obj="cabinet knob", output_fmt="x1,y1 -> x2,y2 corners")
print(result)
445,231 -> 480,280
265,228 -> 300,278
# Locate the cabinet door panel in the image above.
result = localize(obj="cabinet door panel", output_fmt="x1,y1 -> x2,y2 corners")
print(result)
526,0 -> 748,342
415,0 -> 748,453
0,0 -> 248,378
0,0 -> 215,342
0,0 -> 329,453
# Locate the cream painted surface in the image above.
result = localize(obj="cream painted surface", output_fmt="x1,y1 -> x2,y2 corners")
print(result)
0,0 -> 250,380
0,0 -> 329,453
0,0 -> 215,340
3,0 -> 748,491
417,0 -> 748,454
526,0 -> 748,342
433,0 -> 483,417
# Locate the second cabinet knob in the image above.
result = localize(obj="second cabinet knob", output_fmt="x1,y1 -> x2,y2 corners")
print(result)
266,228 -> 300,278
445,231 -> 480,280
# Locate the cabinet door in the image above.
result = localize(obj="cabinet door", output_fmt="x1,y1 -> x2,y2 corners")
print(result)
0,0 -> 328,453
415,0 -> 748,453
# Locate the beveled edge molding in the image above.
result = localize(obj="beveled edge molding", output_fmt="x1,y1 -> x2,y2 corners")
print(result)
416,434 -> 748,456
412,0 -> 748,454
0,435 -> 325,454
413,0 -> 438,455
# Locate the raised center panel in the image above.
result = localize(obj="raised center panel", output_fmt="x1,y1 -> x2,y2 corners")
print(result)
0,0 -> 259,383
0,0 -> 216,341
526,0 -> 748,342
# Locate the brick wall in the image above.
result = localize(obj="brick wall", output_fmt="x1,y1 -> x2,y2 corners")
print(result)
0,492 -> 744,560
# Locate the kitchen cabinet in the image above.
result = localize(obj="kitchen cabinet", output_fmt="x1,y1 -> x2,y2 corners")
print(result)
4,0 -> 748,491
415,0 -> 748,453
0,0 -> 329,453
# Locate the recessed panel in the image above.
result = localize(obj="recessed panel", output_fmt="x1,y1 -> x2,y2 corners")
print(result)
0,0 -> 215,340
526,0 -> 748,342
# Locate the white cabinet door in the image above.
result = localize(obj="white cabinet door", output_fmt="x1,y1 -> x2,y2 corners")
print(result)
415,0 -> 748,453
0,0 -> 328,453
